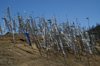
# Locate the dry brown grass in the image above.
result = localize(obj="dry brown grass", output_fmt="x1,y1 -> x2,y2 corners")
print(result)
0,33 -> 100,66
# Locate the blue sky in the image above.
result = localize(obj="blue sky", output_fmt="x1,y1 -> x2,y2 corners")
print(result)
0,0 -> 100,30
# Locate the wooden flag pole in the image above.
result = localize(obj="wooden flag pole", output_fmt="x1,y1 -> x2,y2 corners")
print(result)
7,6 -> 15,47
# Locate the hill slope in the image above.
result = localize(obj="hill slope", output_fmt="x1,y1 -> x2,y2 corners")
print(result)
0,33 -> 100,66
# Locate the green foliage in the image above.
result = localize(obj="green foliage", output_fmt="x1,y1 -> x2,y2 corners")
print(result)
88,23 -> 100,39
